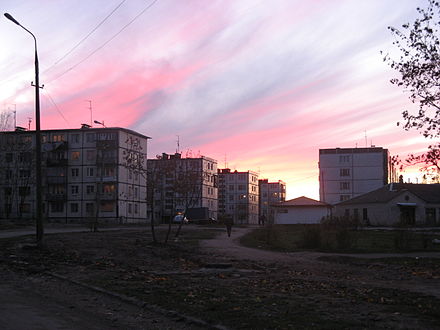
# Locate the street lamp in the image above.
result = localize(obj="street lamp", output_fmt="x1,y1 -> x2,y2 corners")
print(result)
4,13 -> 44,247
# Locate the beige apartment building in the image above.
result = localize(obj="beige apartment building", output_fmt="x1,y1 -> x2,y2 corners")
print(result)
218,169 -> 259,224
147,153 -> 218,223
258,179 -> 286,222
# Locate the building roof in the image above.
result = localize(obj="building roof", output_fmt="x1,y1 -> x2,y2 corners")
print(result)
319,147 -> 387,154
337,183 -> 440,205
0,127 -> 151,140
273,196 -> 330,207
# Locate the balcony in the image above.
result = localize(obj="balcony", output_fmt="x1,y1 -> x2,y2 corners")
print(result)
96,140 -> 117,149
46,176 -> 67,184
99,192 -> 117,200
46,158 -> 68,167
46,193 -> 67,201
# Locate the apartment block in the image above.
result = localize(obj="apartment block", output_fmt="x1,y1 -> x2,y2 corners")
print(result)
218,169 -> 259,224
319,147 -> 395,204
147,153 -> 218,222
0,126 -> 150,223
259,179 -> 286,222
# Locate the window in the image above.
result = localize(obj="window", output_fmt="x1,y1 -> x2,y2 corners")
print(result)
340,168 -> 350,177
71,151 -> 80,160
128,186 -> 133,197
229,185 -> 234,191
19,170 -> 31,178
71,185 -> 79,195
86,133 -> 95,142
340,182 -> 350,190
339,155 -> 350,163
128,203 -> 132,214
71,168 -> 79,177
86,150 -> 95,161
5,153 -> 13,163
4,187 -> 12,196
229,195 -> 234,201
362,208 -> 368,221
238,185 -> 245,190
128,170 -> 132,180
19,203 -> 31,213
340,195 -> 351,201
19,186 -> 30,196
100,201 -> 115,212
19,152 -> 31,163
50,202 -> 64,213
5,170 -> 13,179
52,134 -> 64,142
134,187 -> 138,198
86,203 -> 94,214
102,167 -> 115,177
134,204 -> 138,214
103,184 -> 115,193
70,134 -> 80,143
86,185 -> 95,194
70,203 -> 79,213
426,208 -> 436,224
353,208 -> 359,220
86,167 -> 94,177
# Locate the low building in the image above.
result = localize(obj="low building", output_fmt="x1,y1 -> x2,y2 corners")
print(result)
334,183 -> 440,226
272,196 -> 331,224
147,153 -> 218,222
0,126 -> 150,223
259,179 -> 286,223
218,169 -> 259,224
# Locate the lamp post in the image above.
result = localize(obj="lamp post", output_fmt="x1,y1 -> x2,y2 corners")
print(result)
5,13 -> 44,247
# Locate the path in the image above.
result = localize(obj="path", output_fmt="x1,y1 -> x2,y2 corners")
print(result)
201,226 -> 440,299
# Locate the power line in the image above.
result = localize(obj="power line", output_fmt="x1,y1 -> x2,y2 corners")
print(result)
48,0 -> 158,83
42,89 -> 71,127
43,0 -> 127,75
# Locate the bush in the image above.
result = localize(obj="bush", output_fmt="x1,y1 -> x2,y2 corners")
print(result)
299,225 -> 321,249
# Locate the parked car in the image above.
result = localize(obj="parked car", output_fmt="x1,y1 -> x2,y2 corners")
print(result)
173,214 -> 189,224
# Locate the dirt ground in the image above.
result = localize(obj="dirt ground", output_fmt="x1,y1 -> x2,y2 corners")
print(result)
1,225 -> 440,329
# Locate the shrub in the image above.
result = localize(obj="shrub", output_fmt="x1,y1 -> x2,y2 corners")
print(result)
299,225 -> 321,249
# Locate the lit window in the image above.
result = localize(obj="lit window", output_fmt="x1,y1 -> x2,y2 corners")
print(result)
71,151 -> 80,160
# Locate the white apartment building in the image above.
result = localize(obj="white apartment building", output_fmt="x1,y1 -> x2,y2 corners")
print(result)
218,169 -> 259,224
319,147 -> 395,204
0,126 -> 149,223
147,153 -> 218,222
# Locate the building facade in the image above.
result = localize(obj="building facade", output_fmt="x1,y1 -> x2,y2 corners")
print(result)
218,169 -> 259,224
319,147 -> 395,205
258,179 -> 286,223
272,196 -> 331,224
147,153 -> 218,222
334,183 -> 440,226
0,127 -> 149,223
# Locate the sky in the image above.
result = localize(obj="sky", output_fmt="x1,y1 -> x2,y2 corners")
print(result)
0,0 -> 434,200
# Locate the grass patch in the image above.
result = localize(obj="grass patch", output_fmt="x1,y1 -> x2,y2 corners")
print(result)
240,225 -> 440,253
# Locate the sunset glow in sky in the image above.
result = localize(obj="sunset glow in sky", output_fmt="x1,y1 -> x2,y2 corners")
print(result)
1,0 -> 432,199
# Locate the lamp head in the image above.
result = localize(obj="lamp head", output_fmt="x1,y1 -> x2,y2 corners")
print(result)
4,13 -> 20,25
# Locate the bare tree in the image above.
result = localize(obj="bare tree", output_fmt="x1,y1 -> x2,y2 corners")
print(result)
0,111 -> 13,131
384,0 -> 440,179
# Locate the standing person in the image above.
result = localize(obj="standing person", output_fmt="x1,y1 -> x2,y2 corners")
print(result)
224,216 -> 234,237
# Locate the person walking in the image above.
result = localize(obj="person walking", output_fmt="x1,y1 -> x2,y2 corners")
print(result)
224,216 -> 234,237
